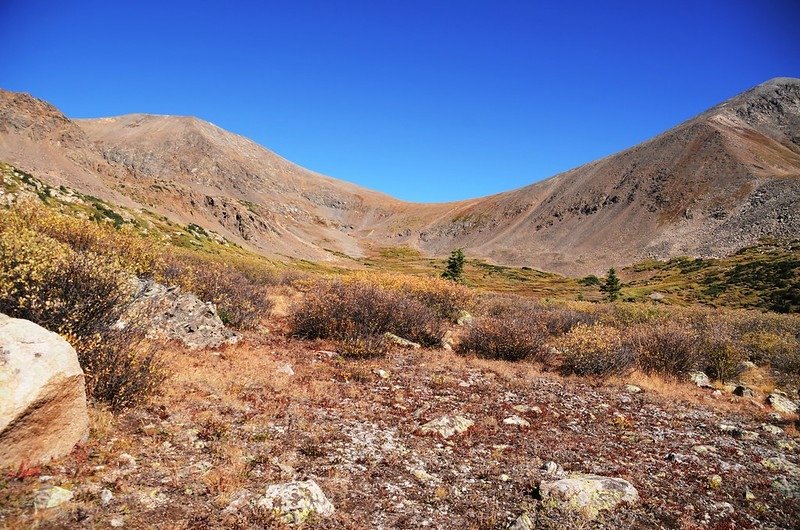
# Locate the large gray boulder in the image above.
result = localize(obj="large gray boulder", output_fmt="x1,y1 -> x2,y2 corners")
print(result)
125,279 -> 238,350
0,314 -> 89,469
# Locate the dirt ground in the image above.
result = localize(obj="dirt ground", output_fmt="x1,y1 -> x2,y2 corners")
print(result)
2,322 -> 799,529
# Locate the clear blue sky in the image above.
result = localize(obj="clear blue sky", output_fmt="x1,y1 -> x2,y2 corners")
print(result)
1,1 -> 798,202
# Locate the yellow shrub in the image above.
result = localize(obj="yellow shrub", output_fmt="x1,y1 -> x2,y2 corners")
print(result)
346,270 -> 475,320
558,323 -> 635,377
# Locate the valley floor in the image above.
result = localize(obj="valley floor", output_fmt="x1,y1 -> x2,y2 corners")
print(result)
2,326 -> 799,529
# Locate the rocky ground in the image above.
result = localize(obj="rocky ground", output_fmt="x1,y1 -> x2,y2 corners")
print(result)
2,321 -> 799,529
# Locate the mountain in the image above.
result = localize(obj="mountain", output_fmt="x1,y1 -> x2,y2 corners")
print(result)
1,78 -> 799,275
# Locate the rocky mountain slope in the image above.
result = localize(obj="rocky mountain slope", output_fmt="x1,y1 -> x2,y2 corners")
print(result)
1,78 -> 798,274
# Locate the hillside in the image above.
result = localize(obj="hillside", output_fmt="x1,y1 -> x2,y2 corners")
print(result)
1,78 -> 799,274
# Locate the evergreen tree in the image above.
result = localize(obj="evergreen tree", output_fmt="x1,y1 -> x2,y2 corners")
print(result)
441,248 -> 465,283
601,267 -> 622,301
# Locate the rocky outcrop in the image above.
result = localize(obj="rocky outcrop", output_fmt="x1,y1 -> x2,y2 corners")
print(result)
125,279 -> 238,350
0,314 -> 89,469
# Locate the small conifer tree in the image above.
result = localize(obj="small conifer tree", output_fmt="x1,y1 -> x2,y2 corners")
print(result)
601,267 -> 622,301
441,248 -> 465,283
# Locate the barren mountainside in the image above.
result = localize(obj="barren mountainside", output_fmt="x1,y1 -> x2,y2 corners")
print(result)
1,78 -> 799,274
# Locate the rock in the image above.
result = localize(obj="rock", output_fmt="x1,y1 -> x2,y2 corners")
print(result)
772,476 -> 800,498
541,461 -> 566,478
33,485 -> 73,510
125,278 -> 238,350
222,490 -> 253,515
510,512 -> 534,530
733,385 -> 755,398
711,501 -> 734,517
383,332 -> 421,349
767,393 -> 798,414
118,453 -> 137,468
256,480 -> 334,523
419,415 -> 474,439
692,445 -> 717,455
0,314 -> 89,469
100,488 -> 113,505
110,517 -> 125,528
648,292 -> 665,301
737,361 -> 757,373
624,384 -> 642,394
762,423 -> 784,435
745,487 -> 756,501
441,330 -> 455,351
689,371 -> 712,388
411,468 -> 439,483
276,363 -> 295,376
708,474 -> 723,489
374,369 -> 390,380
503,415 -> 531,427
538,473 -> 639,520
456,310 -> 473,326
761,457 -> 800,475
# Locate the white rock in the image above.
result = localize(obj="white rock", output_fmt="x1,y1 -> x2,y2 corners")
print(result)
0,314 -> 89,468
503,415 -> 531,428
100,488 -> 113,505
419,415 -> 474,439
33,486 -> 73,510
257,480 -> 335,523
768,393 -> 798,414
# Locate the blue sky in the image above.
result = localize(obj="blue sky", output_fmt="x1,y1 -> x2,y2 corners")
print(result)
1,1 -> 798,202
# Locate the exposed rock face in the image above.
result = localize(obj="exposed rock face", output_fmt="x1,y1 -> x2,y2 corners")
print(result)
125,279 -> 238,350
538,473 -> 639,520
0,314 -> 89,469
256,480 -> 335,523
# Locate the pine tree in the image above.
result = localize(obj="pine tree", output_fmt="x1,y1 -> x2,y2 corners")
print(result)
601,267 -> 622,301
441,248 -> 465,283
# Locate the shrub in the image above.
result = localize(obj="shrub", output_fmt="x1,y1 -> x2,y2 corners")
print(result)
74,313 -> 167,411
626,322 -> 700,377
740,331 -> 797,366
457,313 -> 550,362
346,271 -> 475,321
290,280 -> 444,356
696,321 -> 746,382
558,323 -> 635,377
0,217 -> 166,409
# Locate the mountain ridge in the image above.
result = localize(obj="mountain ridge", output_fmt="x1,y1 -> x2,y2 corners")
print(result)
1,77 -> 798,274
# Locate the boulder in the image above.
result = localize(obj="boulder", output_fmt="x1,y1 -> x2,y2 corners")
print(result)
419,415 -> 474,439
538,473 -> 639,520
33,485 -> 73,510
256,480 -> 334,523
124,279 -> 238,350
383,332 -> 421,349
767,393 -> 798,414
689,371 -> 712,388
0,314 -> 89,469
